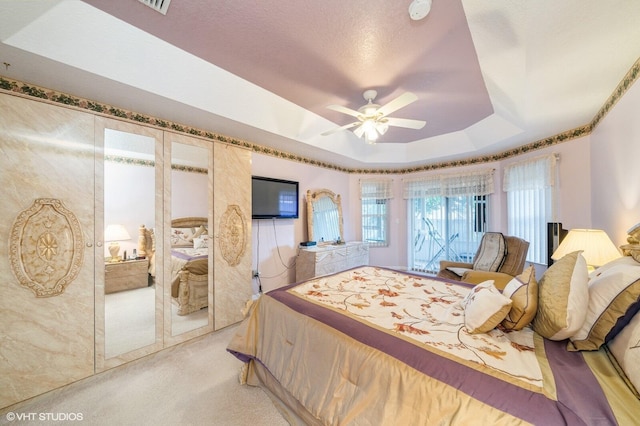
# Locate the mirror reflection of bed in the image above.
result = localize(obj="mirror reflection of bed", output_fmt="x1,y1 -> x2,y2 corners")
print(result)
169,140 -> 212,337
167,217 -> 209,335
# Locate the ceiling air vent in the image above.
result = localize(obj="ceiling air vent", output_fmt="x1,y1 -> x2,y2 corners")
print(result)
138,0 -> 171,15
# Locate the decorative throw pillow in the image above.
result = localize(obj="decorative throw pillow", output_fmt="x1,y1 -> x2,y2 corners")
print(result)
568,256 -> 640,351
193,235 -> 209,250
461,280 -> 512,334
171,227 -> 194,247
532,251 -> 589,340
607,310 -> 640,398
501,265 -> 538,331
192,225 -> 207,239
473,232 -> 507,272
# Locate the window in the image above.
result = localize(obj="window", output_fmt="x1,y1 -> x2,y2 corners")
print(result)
404,170 -> 494,273
360,179 -> 393,247
503,154 -> 558,264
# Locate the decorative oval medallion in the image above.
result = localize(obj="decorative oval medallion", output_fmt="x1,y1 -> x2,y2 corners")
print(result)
218,204 -> 247,267
9,198 -> 84,297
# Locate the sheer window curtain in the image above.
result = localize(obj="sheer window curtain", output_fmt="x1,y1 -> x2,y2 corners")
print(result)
360,178 -> 393,247
503,154 -> 558,264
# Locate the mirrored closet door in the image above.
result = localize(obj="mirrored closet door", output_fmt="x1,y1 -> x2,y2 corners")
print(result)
96,117 -> 164,372
164,132 -> 214,346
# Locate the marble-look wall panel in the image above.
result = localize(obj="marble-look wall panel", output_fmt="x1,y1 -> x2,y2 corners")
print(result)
213,142 -> 252,329
0,94 -> 95,408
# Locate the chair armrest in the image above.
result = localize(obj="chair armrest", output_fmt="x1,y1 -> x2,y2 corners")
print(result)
438,260 -> 473,270
460,270 -> 514,290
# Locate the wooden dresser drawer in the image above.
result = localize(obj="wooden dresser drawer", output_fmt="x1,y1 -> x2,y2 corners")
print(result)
296,242 -> 369,281
104,259 -> 149,294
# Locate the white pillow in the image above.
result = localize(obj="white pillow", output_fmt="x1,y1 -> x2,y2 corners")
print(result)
461,280 -> 512,334
193,235 -> 209,250
568,256 -> 640,351
170,227 -> 194,247
608,310 -> 640,397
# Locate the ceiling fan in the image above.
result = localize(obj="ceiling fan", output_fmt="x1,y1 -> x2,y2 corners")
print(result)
321,90 -> 426,144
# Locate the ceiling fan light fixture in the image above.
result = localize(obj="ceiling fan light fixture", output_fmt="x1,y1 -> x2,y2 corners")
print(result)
323,89 -> 425,142
361,119 -> 376,134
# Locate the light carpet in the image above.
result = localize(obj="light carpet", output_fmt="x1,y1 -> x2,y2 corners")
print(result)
2,324 -> 288,425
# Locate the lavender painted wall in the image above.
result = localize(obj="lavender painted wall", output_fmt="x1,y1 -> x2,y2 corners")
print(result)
591,79 -> 640,244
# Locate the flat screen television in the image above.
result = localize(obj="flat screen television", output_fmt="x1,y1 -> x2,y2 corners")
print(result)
251,176 -> 299,219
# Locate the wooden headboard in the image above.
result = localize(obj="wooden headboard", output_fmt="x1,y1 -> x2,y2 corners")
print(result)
171,217 -> 208,228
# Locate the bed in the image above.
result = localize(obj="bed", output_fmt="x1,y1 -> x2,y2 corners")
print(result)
138,217 -> 210,315
228,251 -> 640,424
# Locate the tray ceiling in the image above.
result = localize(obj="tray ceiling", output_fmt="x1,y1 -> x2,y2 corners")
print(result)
1,0 -> 639,169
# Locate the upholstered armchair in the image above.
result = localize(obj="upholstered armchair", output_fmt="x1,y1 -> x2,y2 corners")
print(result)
437,233 -> 530,290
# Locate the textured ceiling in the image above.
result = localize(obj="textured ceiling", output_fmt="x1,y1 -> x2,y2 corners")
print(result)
1,0 -> 639,169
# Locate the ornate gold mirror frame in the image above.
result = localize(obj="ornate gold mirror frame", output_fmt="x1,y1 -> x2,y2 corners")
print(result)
306,189 -> 344,244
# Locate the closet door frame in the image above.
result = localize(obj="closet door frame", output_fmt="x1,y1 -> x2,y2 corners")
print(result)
95,117 -> 165,373
162,131 -> 215,347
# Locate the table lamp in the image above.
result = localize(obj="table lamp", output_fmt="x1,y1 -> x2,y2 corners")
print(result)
104,224 -> 131,262
551,228 -> 621,271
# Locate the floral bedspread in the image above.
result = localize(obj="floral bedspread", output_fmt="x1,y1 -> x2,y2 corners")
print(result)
289,266 -> 543,390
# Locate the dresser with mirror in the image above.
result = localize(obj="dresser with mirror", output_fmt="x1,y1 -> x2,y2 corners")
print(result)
296,189 -> 369,281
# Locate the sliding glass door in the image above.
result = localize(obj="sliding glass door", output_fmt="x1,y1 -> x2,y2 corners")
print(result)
409,195 -> 488,273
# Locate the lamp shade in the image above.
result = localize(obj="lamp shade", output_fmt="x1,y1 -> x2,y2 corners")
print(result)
104,224 -> 131,242
551,229 -> 621,268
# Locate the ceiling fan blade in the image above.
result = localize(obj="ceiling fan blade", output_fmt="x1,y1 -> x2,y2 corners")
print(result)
353,126 -> 365,138
327,104 -> 361,118
321,121 -> 360,136
384,117 -> 426,129
376,92 -> 418,117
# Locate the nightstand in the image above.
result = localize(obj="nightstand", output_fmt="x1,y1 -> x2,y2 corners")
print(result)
104,258 -> 149,294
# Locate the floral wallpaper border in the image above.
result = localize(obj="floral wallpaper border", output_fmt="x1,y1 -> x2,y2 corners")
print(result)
105,155 -> 207,174
1,57 -> 638,175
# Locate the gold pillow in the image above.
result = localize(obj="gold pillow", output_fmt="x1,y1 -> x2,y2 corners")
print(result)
501,266 -> 538,331
462,280 -> 512,334
532,251 -> 589,340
